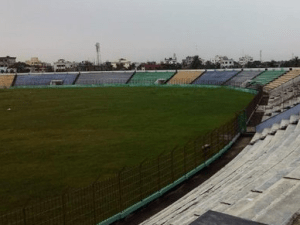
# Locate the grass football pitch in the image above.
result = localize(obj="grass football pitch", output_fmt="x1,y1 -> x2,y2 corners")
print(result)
0,86 -> 253,213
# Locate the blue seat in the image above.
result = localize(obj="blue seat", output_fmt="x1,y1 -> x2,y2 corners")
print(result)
193,71 -> 240,85
226,71 -> 263,86
76,72 -> 134,84
14,73 -> 78,86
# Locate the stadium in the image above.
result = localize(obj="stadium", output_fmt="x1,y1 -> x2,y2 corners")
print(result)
1,67 -> 300,225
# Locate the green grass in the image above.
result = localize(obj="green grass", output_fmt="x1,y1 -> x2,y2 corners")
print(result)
0,86 -> 253,213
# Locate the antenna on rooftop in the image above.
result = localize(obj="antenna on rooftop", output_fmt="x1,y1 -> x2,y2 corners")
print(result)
260,50 -> 262,62
95,42 -> 101,66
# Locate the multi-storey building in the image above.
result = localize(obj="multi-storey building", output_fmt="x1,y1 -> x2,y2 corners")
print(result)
0,56 -> 16,67
239,55 -> 254,67
211,55 -> 234,68
53,59 -> 77,72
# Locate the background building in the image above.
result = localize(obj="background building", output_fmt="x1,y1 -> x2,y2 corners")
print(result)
211,55 -> 234,68
239,55 -> 254,67
111,58 -> 131,69
0,56 -> 16,67
53,59 -> 77,72
164,54 -> 177,65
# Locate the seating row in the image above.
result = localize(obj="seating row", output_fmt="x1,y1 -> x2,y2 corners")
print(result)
14,73 -> 78,86
264,69 -> 300,91
167,70 -> 204,84
250,70 -> 287,86
225,70 -> 263,86
76,72 -> 133,84
129,71 -> 175,84
0,74 -> 15,88
192,71 -> 240,85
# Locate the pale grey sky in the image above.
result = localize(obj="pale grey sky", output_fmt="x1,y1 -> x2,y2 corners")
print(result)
2,0 -> 300,63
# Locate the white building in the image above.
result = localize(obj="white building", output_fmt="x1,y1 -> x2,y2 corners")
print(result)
111,58 -> 131,69
164,54 -> 177,65
211,55 -> 234,68
53,59 -> 77,72
239,55 -> 254,66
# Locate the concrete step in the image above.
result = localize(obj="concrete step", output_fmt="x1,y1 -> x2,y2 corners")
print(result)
280,119 -> 290,129
255,179 -> 300,225
218,140 -> 300,217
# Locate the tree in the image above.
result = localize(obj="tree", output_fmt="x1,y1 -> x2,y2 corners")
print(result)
190,56 -> 203,69
9,62 -> 30,73
128,63 -> 136,70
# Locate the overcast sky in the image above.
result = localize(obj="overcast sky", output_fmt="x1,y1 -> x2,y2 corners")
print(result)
2,0 -> 300,63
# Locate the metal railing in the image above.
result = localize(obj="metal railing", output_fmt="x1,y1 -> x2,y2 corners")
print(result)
0,88 -> 262,225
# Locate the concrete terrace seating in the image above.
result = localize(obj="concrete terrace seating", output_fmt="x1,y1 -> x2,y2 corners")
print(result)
267,74 -> 300,98
264,69 -> 300,91
141,114 -> 300,225
250,69 -> 287,86
192,70 -> 240,85
167,70 -> 204,85
260,81 -> 300,121
129,71 -> 175,85
225,70 -> 262,86
0,74 -> 15,88
14,73 -> 78,86
76,71 -> 134,85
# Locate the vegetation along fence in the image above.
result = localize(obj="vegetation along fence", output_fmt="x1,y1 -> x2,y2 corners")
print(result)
0,87 -> 263,225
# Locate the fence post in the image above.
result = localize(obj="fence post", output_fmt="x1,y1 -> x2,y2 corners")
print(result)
210,131 -> 213,156
202,135 -> 207,162
118,167 -> 125,211
139,160 -> 146,201
157,155 -> 161,190
171,148 -> 175,182
183,145 -> 187,174
194,140 -> 197,168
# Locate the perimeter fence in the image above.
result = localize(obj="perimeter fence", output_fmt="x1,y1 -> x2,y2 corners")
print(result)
0,87 -> 263,225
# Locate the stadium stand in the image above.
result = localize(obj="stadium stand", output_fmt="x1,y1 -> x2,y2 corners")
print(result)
249,69 -> 288,86
167,70 -> 204,84
192,70 -> 240,85
224,70 -> 263,87
257,76 -> 300,121
129,71 -> 175,85
141,111 -> 300,225
76,71 -> 134,85
0,74 -> 15,88
264,69 -> 300,91
14,73 -> 78,86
